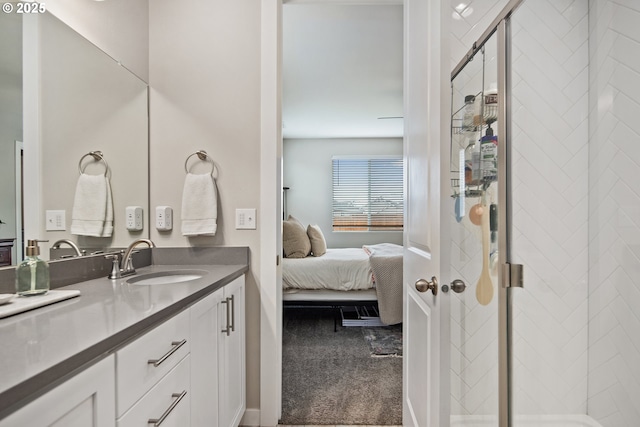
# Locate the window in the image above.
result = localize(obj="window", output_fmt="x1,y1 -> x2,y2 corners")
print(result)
332,156 -> 403,231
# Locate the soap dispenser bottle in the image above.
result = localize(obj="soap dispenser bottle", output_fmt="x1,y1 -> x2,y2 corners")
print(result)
16,239 -> 50,296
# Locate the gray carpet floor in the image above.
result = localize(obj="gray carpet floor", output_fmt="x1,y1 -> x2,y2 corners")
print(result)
280,308 -> 402,425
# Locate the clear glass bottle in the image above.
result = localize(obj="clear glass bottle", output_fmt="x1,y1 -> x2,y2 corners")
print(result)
462,95 -> 476,131
16,239 -> 50,296
463,133 -> 480,185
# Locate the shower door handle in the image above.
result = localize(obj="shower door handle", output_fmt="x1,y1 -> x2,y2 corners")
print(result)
441,279 -> 467,294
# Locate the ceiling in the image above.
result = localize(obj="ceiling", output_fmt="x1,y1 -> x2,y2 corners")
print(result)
282,3 -> 404,139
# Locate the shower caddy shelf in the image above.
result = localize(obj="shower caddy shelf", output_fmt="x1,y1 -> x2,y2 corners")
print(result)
450,44 -> 499,200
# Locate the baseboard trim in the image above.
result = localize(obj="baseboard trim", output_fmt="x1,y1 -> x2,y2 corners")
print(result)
240,408 -> 261,426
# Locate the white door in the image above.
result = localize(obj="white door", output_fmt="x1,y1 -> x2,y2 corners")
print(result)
403,0 -> 450,426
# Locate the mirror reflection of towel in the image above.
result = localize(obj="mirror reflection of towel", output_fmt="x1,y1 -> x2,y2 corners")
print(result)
70,173 -> 113,237
181,173 -> 217,236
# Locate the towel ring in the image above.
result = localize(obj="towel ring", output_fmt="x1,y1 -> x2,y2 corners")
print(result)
78,151 -> 109,176
184,150 -> 216,176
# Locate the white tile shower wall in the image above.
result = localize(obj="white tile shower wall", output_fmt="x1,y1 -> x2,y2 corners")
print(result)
511,0 -> 589,416
449,0 -> 590,417
588,0 -> 640,425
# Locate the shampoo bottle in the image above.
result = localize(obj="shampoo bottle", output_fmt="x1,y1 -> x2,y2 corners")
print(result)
481,125 -> 498,181
16,239 -> 50,296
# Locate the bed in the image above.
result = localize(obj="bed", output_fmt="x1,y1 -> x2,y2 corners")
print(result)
282,244 -> 403,325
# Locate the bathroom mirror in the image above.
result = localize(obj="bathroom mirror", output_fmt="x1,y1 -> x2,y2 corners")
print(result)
0,11 -> 149,266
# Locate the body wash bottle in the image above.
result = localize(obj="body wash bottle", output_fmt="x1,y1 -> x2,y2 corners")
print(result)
16,240 -> 50,296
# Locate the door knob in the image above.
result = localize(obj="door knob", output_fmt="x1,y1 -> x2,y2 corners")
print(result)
415,277 -> 438,295
442,279 -> 467,293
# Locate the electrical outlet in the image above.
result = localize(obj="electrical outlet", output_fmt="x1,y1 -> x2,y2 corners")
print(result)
235,208 -> 256,230
156,206 -> 173,231
126,206 -> 143,231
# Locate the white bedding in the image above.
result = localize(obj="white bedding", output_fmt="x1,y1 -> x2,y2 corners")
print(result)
282,248 -> 374,291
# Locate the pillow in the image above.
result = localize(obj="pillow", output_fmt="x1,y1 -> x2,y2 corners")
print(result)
307,224 -> 327,257
282,215 -> 311,258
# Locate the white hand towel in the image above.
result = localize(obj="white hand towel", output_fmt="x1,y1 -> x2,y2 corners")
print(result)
181,173 -> 218,236
101,179 -> 114,237
70,173 -> 108,237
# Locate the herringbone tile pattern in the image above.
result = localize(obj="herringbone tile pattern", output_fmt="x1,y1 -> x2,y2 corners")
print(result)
588,0 -> 640,425
510,0 -> 590,417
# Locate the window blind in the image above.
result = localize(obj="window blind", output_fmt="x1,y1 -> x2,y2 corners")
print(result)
332,156 -> 403,231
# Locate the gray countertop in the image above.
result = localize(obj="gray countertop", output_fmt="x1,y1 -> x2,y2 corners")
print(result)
0,253 -> 248,420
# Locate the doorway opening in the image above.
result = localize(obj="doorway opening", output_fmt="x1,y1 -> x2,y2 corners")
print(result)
280,2 -> 404,425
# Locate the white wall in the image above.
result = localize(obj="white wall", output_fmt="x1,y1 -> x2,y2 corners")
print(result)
37,12 -> 148,250
148,0 -> 262,412
588,0 -> 640,425
45,0 -> 149,81
0,12 -> 21,254
284,137 -> 403,248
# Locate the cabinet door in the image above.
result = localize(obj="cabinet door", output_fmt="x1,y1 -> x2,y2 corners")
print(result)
190,288 -> 224,427
218,277 -> 246,427
0,356 -> 115,427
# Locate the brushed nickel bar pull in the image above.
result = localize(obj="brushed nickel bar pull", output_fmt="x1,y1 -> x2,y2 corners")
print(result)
221,298 -> 231,336
230,294 -> 235,332
148,390 -> 187,426
147,339 -> 187,367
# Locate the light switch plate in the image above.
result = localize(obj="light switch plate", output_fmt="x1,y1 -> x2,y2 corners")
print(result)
45,210 -> 66,231
235,208 -> 256,230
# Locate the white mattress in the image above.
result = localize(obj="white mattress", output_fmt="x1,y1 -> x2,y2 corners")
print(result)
283,289 -> 378,302
282,247 -> 374,291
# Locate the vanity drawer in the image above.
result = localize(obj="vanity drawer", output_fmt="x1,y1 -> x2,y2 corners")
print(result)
115,309 -> 190,417
117,354 -> 190,427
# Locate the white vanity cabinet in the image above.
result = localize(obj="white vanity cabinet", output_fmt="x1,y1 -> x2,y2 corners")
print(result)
0,274 -> 246,427
0,355 -> 115,427
190,276 -> 245,427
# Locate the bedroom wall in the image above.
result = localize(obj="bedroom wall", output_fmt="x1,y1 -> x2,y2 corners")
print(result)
283,137 -> 403,249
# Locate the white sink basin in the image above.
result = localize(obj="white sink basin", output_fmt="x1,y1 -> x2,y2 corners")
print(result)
127,269 -> 208,285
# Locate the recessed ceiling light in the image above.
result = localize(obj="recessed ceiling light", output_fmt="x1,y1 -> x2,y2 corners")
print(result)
453,3 -> 473,19
455,3 -> 467,13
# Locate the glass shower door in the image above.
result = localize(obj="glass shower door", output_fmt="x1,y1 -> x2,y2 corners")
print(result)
449,31 -> 502,426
